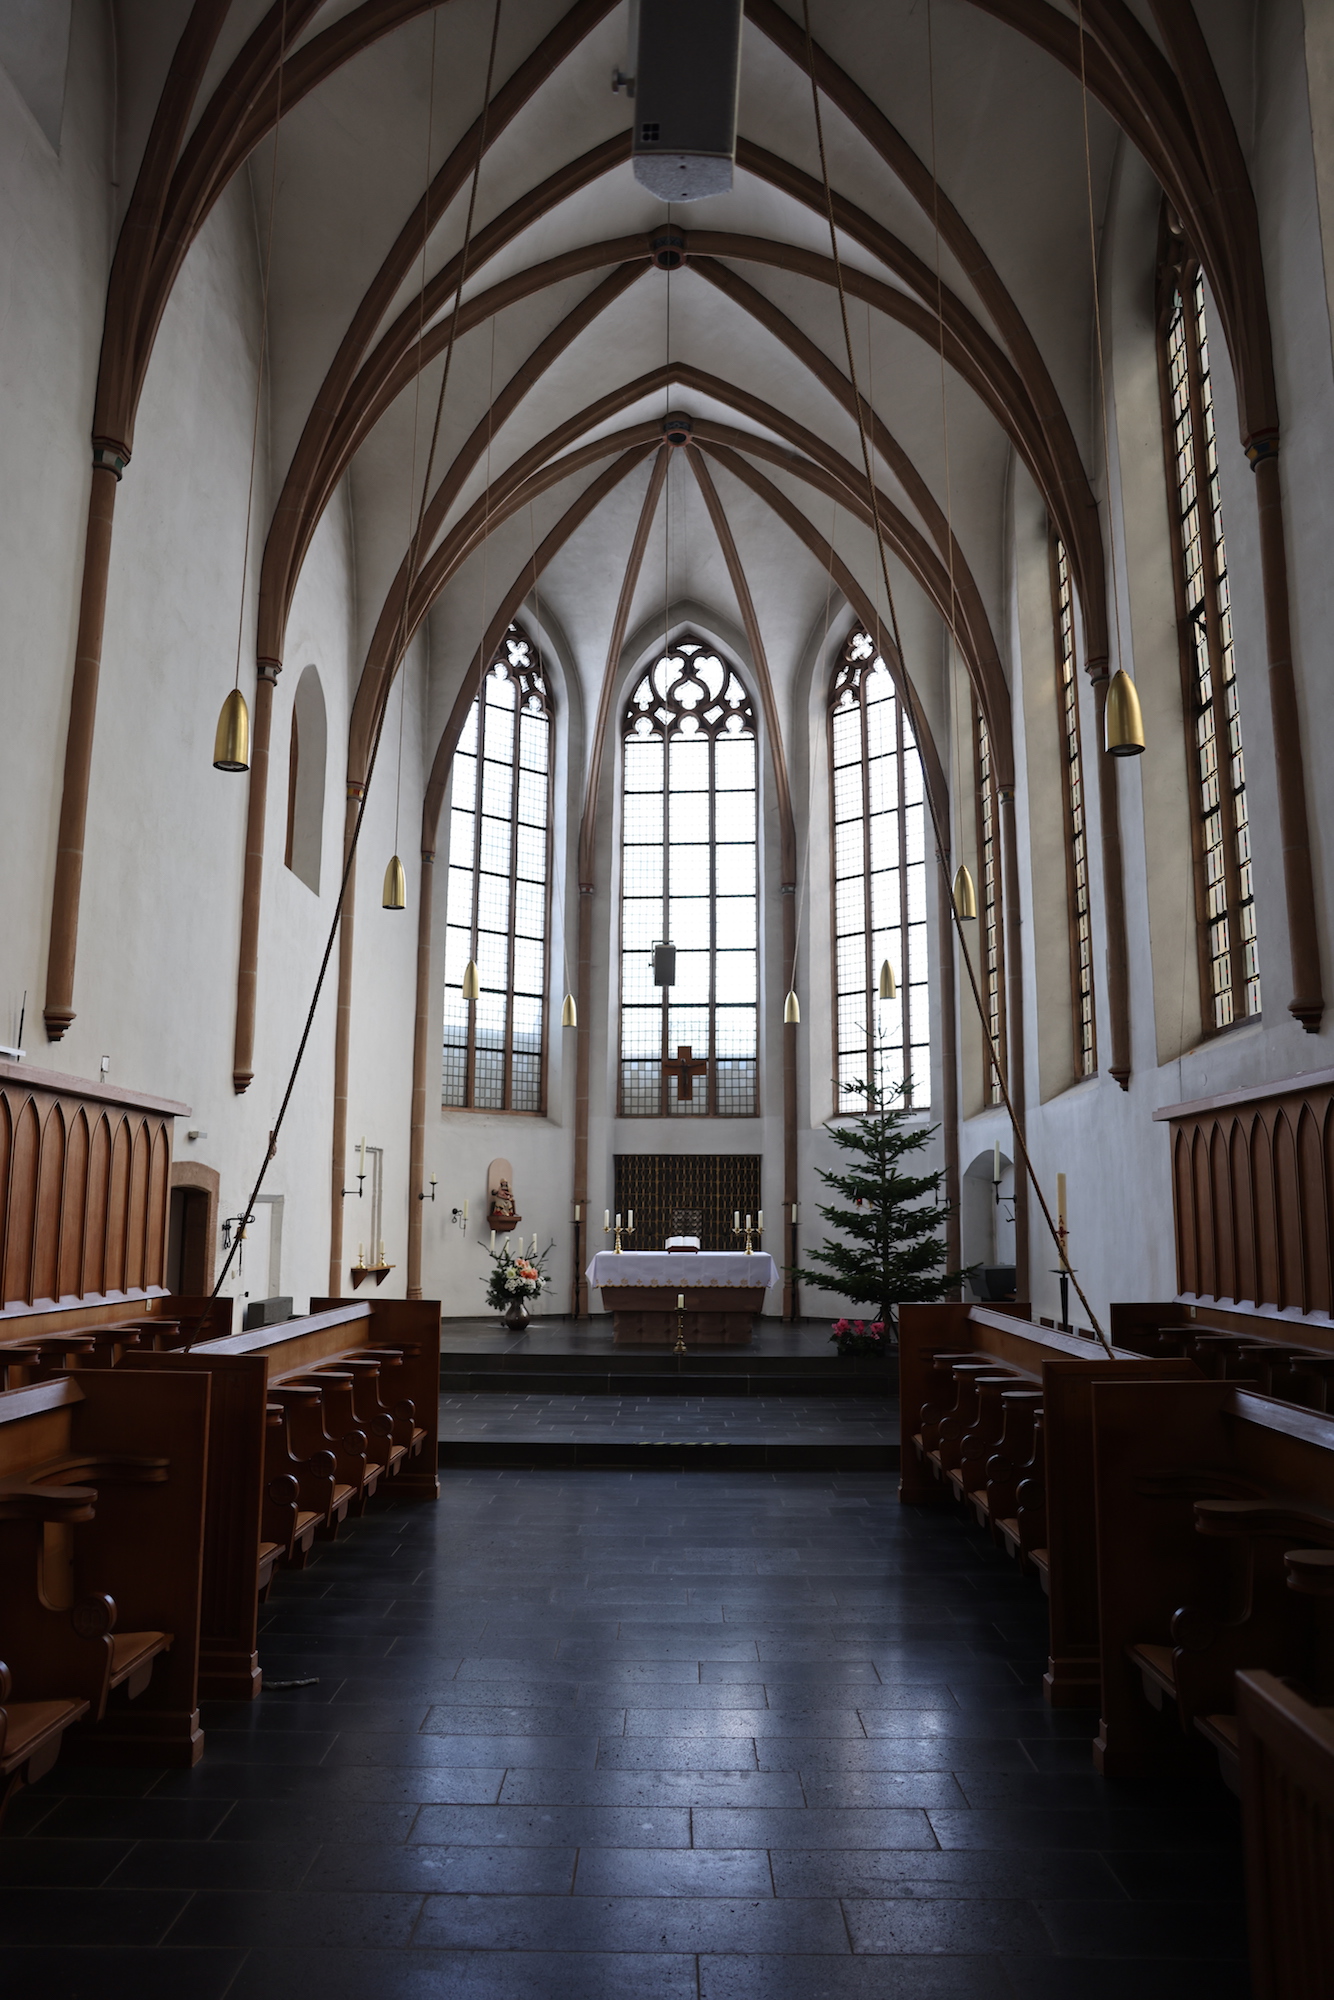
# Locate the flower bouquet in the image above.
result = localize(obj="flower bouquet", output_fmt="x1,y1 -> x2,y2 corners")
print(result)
829,1316 -> 887,1357
483,1237 -> 550,1328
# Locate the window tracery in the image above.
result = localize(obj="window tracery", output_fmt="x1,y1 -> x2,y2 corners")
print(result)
442,627 -> 551,1111
1049,534 -> 1096,1080
1160,254 -> 1260,1029
830,631 -> 930,1114
974,704 -> 1004,1107
619,639 -> 759,1118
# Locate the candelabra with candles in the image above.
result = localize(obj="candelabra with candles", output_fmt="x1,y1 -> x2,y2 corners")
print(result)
603,1208 -> 634,1254
731,1210 -> 763,1255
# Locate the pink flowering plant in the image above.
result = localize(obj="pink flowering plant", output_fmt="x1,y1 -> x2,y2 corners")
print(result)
829,1317 -> 887,1357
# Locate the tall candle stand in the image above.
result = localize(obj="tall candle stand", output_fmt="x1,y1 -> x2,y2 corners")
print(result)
1050,1219 -> 1074,1333
571,1203 -> 583,1319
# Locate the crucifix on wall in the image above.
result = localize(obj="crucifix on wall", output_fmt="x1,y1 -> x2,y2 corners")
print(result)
663,1045 -> 709,1101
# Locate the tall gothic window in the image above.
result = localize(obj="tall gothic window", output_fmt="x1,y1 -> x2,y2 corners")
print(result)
442,627 -> 551,1111
974,704 -> 1004,1106
1049,534 -> 1096,1079
830,631 -> 930,1114
619,639 -> 758,1118
1160,255 -> 1260,1028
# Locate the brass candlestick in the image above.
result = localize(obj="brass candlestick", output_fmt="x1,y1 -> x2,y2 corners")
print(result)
605,1219 -> 635,1254
731,1221 -> 759,1255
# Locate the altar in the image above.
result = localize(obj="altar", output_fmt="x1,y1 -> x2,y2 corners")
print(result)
586,1250 -> 781,1346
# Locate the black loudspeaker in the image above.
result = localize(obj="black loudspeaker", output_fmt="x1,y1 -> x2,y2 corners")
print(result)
633,0 -> 743,201
652,943 -> 677,987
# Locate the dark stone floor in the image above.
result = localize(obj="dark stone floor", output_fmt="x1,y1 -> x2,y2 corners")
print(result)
0,1469 -> 1249,1999
438,1393 -> 900,1445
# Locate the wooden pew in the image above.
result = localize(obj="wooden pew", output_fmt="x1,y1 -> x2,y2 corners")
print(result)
1089,1378 -> 1334,1781
1236,1668 -> 1334,2000
121,1298 -> 439,1699
0,1370 -> 209,1777
899,1303 -> 1199,1706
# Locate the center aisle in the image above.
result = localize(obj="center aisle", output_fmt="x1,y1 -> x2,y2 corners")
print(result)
2,1468 -> 1248,1998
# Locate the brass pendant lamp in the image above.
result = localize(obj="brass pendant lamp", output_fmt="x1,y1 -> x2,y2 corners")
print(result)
212,7 -> 288,774
461,959 -> 481,1001
783,989 -> 801,1024
1104,668 -> 1146,756
561,992 -> 578,1027
952,864 -> 978,921
213,688 -> 250,772
382,854 -> 407,910
878,958 -> 897,1002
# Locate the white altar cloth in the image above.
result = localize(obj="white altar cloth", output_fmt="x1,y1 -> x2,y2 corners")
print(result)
586,1251 -> 780,1290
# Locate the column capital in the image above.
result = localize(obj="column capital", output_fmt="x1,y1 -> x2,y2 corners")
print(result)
91,440 -> 130,479
1244,427 -> 1280,469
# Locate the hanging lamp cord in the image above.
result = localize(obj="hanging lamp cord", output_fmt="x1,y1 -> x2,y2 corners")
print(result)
800,1 -> 1112,1355
191,0 -> 505,1339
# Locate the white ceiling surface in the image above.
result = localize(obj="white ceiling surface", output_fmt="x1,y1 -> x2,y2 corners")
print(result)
197,0 -> 1138,762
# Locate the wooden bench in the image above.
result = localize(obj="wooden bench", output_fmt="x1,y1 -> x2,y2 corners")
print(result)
1236,1668 -> 1334,2000
899,1303 -> 1199,1706
120,1299 -> 439,1698
0,1369 -> 209,1788
1088,1378 -> 1334,1782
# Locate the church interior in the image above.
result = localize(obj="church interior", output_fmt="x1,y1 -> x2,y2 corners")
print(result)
3,0 -> 1334,1992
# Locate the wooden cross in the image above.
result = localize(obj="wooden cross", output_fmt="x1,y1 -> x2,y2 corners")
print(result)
663,1045 -> 709,1102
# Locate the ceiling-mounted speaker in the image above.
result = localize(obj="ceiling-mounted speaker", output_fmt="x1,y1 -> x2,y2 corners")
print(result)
653,942 -> 677,987
633,0 -> 743,203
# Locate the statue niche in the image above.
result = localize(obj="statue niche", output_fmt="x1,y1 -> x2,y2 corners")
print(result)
486,1157 -> 521,1230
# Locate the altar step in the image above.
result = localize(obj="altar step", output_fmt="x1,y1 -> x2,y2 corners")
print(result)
436,1391 -> 900,1472
439,1350 -> 893,1398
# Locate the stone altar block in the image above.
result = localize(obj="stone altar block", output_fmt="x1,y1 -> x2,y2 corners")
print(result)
586,1250 -> 781,1346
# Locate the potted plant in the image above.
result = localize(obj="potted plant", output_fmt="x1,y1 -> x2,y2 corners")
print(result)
483,1237 -> 550,1329
791,1076 -> 971,1380
829,1317 -> 887,1358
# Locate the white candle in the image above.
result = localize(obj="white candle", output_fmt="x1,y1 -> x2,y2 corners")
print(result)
757,1210 -> 764,1230
604,1209 -> 610,1230
677,1292 -> 685,1309
490,1229 -> 495,1251
379,1239 -> 386,1263
628,1209 -> 634,1228
574,1203 -> 581,1222
357,1243 -> 364,1265
1057,1173 -> 1067,1229
734,1211 -> 740,1230
359,1135 -> 366,1175
615,1212 -> 621,1229
531,1234 -> 537,1255
745,1214 -> 751,1230
463,1198 -> 469,1222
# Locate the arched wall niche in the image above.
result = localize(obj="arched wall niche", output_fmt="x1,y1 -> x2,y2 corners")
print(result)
285,664 -> 327,895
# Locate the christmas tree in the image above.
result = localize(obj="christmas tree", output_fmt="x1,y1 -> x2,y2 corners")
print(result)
791,1077 -> 969,1337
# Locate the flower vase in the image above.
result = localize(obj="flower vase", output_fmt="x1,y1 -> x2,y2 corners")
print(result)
503,1300 -> 531,1330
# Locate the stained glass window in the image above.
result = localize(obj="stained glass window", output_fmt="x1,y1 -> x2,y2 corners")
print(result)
974,704 -> 1004,1106
619,639 -> 758,1117
1050,534 -> 1096,1079
442,627 -> 551,1111
1163,261 -> 1260,1028
830,631 -> 930,1114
